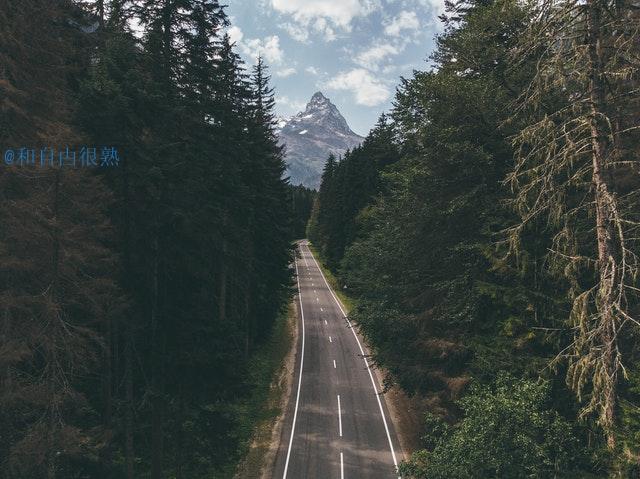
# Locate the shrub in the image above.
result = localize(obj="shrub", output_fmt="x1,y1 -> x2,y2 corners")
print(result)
400,374 -> 587,478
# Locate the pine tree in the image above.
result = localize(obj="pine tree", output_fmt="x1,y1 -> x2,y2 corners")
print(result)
291,185 -> 316,239
309,153 -> 338,259
0,2 -> 126,477
2,0 -> 296,476
246,57 -> 293,347
508,0 -> 640,448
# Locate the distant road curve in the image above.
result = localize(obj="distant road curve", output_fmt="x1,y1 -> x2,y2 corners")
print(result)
271,241 -> 402,479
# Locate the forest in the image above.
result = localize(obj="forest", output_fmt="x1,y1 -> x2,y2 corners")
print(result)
0,0 -> 316,477
308,0 -> 640,476
2,0 -> 639,477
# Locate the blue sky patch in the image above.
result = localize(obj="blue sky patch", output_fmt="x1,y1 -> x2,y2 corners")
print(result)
226,0 -> 443,135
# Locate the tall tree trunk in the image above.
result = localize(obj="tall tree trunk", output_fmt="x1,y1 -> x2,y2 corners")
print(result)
150,234 -> 164,479
219,211 -> 228,322
175,397 -> 186,479
97,0 -> 104,28
103,318 -> 113,426
122,147 -> 135,479
151,372 -> 164,479
46,170 -> 62,479
219,242 -> 228,321
124,328 -> 134,479
51,170 -> 61,288
162,0 -> 173,84
0,310 -> 11,394
150,5 -> 172,475
244,285 -> 251,360
586,0 -> 620,450
46,400 -> 57,479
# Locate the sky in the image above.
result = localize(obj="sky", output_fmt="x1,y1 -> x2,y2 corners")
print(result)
225,0 -> 445,136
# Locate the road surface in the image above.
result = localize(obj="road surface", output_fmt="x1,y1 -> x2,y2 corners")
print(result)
272,241 -> 402,479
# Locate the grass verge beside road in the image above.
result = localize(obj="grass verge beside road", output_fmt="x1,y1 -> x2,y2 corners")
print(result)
232,304 -> 296,478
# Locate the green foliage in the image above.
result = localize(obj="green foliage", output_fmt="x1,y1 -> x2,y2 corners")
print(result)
0,0 -> 294,477
307,115 -> 399,267
618,367 -> 640,475
308,0 -> 639,474
506,0 -> 640,445
419,413 -> 450,451
290,184 -> 316,239
331,0 -> 558,404
400,376 -> 588,479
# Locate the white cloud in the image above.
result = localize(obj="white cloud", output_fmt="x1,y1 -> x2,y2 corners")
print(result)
271,0 -> 378,39
226,26 -> 285,65
237,35 -> 285,65
281,22 -> 310,42
324,68 -> 391,106
381,60 -> 426,75
417,0 -> 446,18
277,95 -> 306,111
275,67 -> 297,77
227,25 -> 244,45
313,17 -> 337,40
305,66 -> 320,75
384,10 -> 420,36
355,43 -> 401,71
382,64 -> 398,74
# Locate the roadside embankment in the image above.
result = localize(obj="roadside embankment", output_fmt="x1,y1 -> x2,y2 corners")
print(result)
233,303 -> 298,479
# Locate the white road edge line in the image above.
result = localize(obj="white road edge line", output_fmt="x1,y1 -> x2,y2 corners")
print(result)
338,395 -> 343,437
340,452 -> 345,479
282,257 -> 306,479
306,244 -> 401,478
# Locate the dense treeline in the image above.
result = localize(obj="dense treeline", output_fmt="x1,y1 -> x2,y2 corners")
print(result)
307,114 -> 398,268
0,1 -> 293,477
290,184 -> 316,239
309,0 -> 640,476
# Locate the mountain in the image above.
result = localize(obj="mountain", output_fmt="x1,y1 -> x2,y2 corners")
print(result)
277,92 -> 364,189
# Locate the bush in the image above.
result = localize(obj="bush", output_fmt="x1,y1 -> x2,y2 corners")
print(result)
400,374 -> 587,478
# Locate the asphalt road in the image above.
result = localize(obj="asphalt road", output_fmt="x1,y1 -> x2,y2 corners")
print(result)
272,241 -> 401,479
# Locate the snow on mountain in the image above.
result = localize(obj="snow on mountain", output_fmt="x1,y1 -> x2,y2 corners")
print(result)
277,92 -> 364,189
275,116 -> 289,133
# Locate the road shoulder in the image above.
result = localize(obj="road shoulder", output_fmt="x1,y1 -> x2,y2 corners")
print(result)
233,302 -> 299,479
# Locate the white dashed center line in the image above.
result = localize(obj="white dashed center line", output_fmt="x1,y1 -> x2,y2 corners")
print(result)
337,395 -> 343,437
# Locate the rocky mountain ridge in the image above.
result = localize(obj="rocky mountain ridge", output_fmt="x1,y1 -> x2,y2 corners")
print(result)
277,92 -> 364,189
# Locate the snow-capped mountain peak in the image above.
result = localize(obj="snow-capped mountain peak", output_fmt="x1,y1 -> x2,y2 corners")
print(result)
283,92 -> 354,138
277,92 -> 364,189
